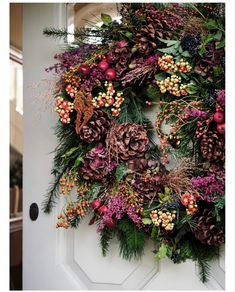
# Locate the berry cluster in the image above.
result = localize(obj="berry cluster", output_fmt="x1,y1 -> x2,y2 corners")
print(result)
92,81 -> 124,116
56,199 -> 90,228
180,193 -> 198,214
156,75 -> 188,97
158,55 -> 191,73
150,209 -> 176,231
66,84 -> 77,98
57,181 -> 91,228
55,96 -> 74,124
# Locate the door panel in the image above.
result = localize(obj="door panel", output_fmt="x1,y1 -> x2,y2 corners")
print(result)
23,3 -> 225,290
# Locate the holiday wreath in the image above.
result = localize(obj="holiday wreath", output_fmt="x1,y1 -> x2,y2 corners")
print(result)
43,3 -> 225,283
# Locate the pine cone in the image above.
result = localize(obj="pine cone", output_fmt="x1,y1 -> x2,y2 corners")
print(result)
134,24 -> 157,55
200,130 -> 225,162
82,144 -> 116,181
79,110 -> 110,143
106,123 -> 149,161
193,206 -> 225,246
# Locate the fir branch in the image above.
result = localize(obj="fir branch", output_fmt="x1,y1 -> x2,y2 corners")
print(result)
42,163 -> 69,213
117,218 -> 145,260
197,259 -> 210,283
100,227 -> 114,256
43,27 -> 109,43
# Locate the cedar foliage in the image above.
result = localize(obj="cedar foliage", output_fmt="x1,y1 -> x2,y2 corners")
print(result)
117,218 -> 145,260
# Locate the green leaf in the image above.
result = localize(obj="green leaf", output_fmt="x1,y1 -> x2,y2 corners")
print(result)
214,31 -> 222,41
142,218 -> 152,225
213,65 -> 223,77
125,31 -> 133,39
73,156 -> 84,167
115,164 -> 128,182
158,37 -> 179,46
61,146 -> 79,158
154,243 -> 168,261
101,13 -> 112,24
155,72 -> 167,81
216,40 -> 225,49
157,46 -> 177,54
207,19 -> 218,30
203,34 -> 215,45
181,50 -> 191,57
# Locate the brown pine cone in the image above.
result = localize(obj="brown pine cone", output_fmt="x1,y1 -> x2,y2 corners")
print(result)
106,123 -> 149,161
193,207 -> 225,246
200,130 -> 225,162
134,24 -> 157,55
79,110 -> 110,143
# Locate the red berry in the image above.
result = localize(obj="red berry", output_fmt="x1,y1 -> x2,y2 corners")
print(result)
213,111 -> 224,124
98,60 -> 109,72
91,199 -> 102,210
98,205 -> 108,214
106,51 -> 114,63
78,64 -> 90,75
105,68 -> 116,81
105,217 -> 115,229
217,123 -> 225,135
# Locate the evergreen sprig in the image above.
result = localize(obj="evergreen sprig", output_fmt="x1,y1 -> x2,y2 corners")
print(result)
100,227 -> 114,256
117,218 -> 145,260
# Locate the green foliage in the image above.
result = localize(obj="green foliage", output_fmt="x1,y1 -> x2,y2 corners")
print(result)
117,218 -> 146,260
154,243 -> 169,261
146,84 -> 162,100
42,122 -> 84,213
213,194 -> 225,222
87,181 -> 104,201
101,13 -> 112,24
115,164 -> 128,183
100,227 -> 114,256
142,218 -> 152,225
151,225 -> 160,240
178,235 -> 221,283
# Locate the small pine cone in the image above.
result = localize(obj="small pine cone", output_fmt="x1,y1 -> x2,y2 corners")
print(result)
200,130 -> 225,162
193,206 -> 225,246
106,123 -> 149,161
135,24 -> 157,55
82,144 -> 116,182
79,110 -> 110,143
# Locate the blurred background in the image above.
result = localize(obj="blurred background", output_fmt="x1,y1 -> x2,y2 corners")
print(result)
10,3 -> 23,290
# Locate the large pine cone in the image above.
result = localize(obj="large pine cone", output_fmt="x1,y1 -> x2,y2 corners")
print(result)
134,24 -> 157,55
79,110 -> 110,143
193,206 -> 225,246
82,144 -> 116,181
106,123 -> 149,161
200,130 -> 225,162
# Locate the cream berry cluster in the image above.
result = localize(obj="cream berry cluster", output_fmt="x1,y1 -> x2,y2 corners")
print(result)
158,54 -> 192,73
156,75 -> 188,97
150,209 -> 177,231
92,81 -> 124,117
55,96 -> 74,124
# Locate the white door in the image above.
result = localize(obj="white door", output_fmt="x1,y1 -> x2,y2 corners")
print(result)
23,3 -> 225,290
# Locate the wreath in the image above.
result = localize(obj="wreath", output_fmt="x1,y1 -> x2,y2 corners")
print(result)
43,3 -> 225,283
